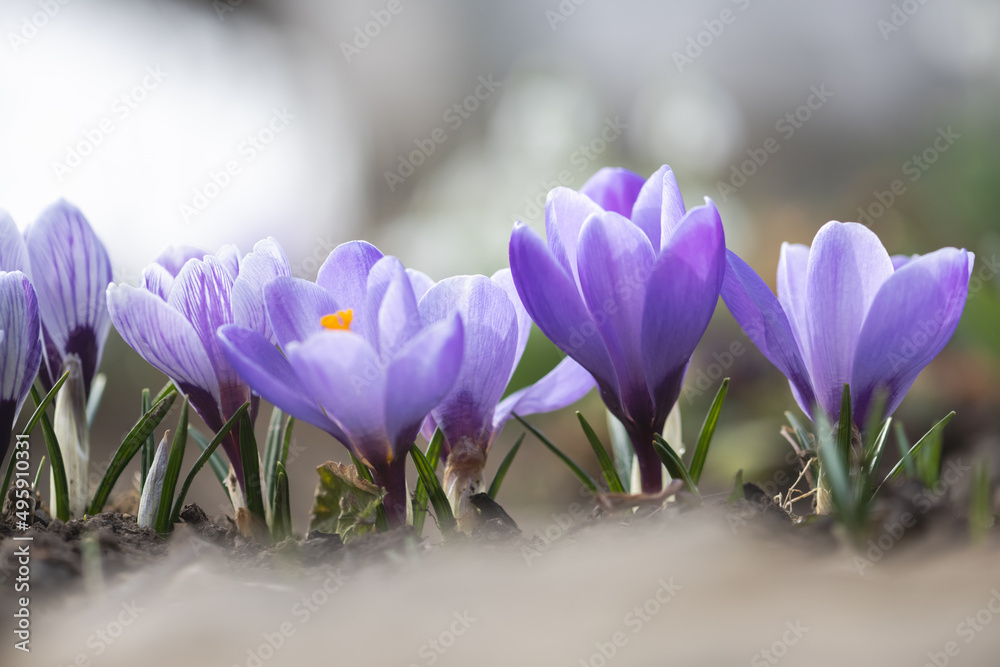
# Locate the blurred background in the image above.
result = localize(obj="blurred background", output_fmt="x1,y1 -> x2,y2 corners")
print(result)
2,0 -> 999,525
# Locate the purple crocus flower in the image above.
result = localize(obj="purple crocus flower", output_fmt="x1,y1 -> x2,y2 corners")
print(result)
218,241 -> 465,526
508,166 -> 726,493
721,220 -> 973,427
107,238 -> 291,487
0,271 -> 43,464
24,201 -> 114,395
418,270 -> 596,517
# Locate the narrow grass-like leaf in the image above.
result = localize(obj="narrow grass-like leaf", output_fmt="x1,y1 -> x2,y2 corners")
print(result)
577,412 -> 625,493
859,417 -> 893,508
29,382 -> 69,521
271,461 -> 293,542
917,419 -> 946,488
238,411 -> 267,523
727,469 -> 745,503
815,410 -> 860,533
893,422 -> 916,478
85,373 -> 107,430
411,445 -> 456,535
880,412 -> 955,488
88,391 -> 178,515
140,389 -> 153,491
154,397 -> 189,533
152,381 -> 176,405
836,384 -> 853,476
513,413 -> 598,493
280,416 -> 295,466
262,407 -> 284,506
488,433 -> 525,500
32,455 -> 46,491
171,402 -> 249,523
970,459 -> 994,543
350,453 -> 390,532
652,435 -> 701,500
606,410 -> 633,488
412,429 -> 444,537
689,378 -> 729,484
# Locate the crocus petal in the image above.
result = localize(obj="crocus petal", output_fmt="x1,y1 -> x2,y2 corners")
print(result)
721,249 -> 816,416
25,200 -> 113,390
577,211 -> 657,423
490,268 -> 532,377
804,221 -> 894,417
265,276 -> 341,350
218,324 -> 343,439
316,240 -> 383,317
363,256 -> 413,352
377,271 -> 422,359
509,222 -> 620,410
155,246 -> 208,277
544,187 -> 604,285
385,314 -> 464,449
0,272 -> 42,413
580,168 -> 645,218
0,212 -> 29,274
494,356 -> 595,433
640,200 -> 725,422
286,330 -> 389,463
777,242 -> 811,358
630,165 -> 686,251
215,244 -> 242,280
407,269 -> 435,302
421,276 -> 518,448
140,263 -> 175,301
232,237 -> 291,342
851,248 -> 972,424
107,284 -> 218,401
167,257 -> 236,381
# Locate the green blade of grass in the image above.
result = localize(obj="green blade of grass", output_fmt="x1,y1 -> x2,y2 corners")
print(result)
151,381 -> 176,405
488,433 -> 525,500
880,412 -> 955,489
280,416 -> 295,466
88,391 -> 178,515
85,373 -> 107,430
652,434 -> 701,500
412,428 -> 444,537
270,461 -> 293,542
28,379 -> 70,521
189,427 -> 232,490
153,397 -> 189,533
689,378 -> 729,485
410,445 -> 456,535
606,410 -> 634,489
238,411 -> 267,523
139,389 -> 153,492
32,455 -> 47,491
350,453 -> 390,532
815,409 -> 859,532
727,469 -> 746,503
577,412 -> 625,493
262,406 -> 285,507
836,384 -> 853,476
893,422 -> 916,478
170,402 -> 249,523
970,459 -> 994,543
513,413 -> 598,493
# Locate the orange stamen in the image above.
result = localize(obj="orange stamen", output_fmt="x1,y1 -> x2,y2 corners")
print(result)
321,309 -> 354,331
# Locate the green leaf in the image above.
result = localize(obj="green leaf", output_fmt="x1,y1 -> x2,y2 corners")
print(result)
606,410 -> 633,489
88,390 -> 178,515
970,458 -> 994,543
836,383 -> 853,475
271,462 -> 293,542
488,433 -> 525,500
280,417 -> 295,467
577,412 -> 625,493
28,379 -> 70,521
411,445 -> 456,535
85,373 -> 107,430
154,397 -> 189,533
652,434 -> 701,500
349,454 -> 391,532
688,378 -> 729,484
412,429 -> 444,537
140,389 -> 153,492
170,402 -> 249,523
310,460 -> 386,541
238,411 -> 267,523
151,381 -> 176,405
189,427 -> 231,491
32,455 -> 46,491
893,422 -> 916,478
859,417 -> 893,508
513,413 -> 598,493
815,409 -> 861,533
881,412 -> 954,488
727,469 -> 745,503
262,407 -> 284,508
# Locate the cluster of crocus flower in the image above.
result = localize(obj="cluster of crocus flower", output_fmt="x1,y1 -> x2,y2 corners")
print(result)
0,165 -> 975,531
